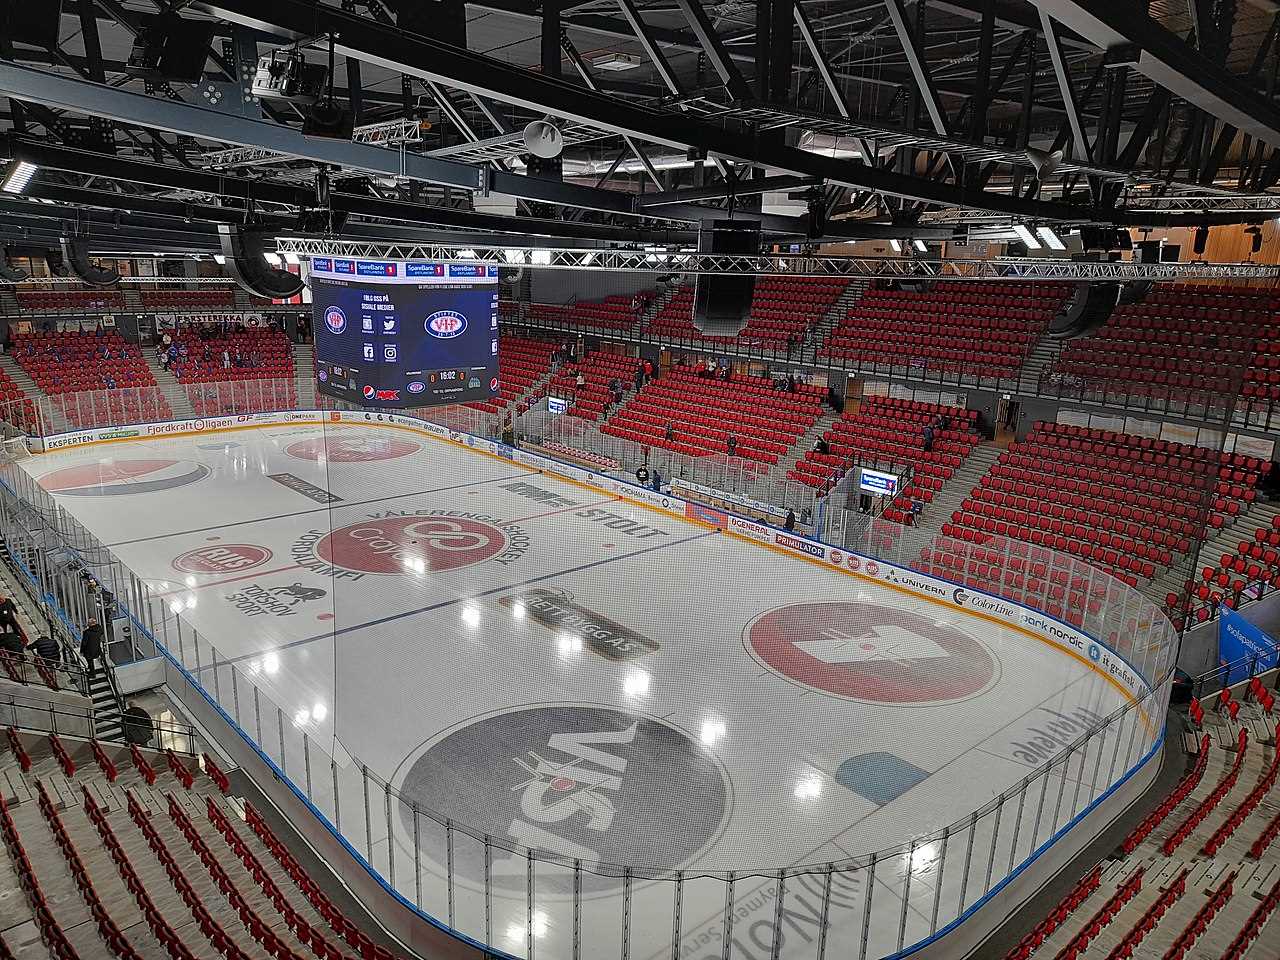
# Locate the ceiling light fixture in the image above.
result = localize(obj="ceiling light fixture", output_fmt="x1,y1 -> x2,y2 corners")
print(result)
1012,224 -> 1042,250
1036,226 -> 1066,251
1,161 -> 38,194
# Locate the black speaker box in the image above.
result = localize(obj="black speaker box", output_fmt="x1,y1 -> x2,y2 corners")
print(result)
0,248 -> 28,283
126,14 -> 217,83
693,220 -> 758,337
60,238 -> 120,288
217,225 -> 304,300
44,247 -> 69,277
2,0 -> 63,50
1048,282 -> 1119,339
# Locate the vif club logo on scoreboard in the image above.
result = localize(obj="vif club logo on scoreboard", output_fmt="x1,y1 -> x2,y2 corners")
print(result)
291,510 -> 530,580
285,435 -> 421,463
424,309 -> 467,339
745,601 -> 999,705
172,544 -> 273,575
39,459 -> 211,497
323,305 -> 347,335
393,704 -> 731,892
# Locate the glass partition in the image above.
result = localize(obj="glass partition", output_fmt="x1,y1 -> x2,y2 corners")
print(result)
0,393 -> 1176,960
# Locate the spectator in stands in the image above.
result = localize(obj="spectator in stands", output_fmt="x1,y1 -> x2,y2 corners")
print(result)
813,436 -> 830,456
784,509 -> 796,531
664,422 -> 674,443
104,375 -> 116,390
222,348 -> 231,369
727,434 -> 737,457
234,347 -> 243,367
922,423 -> 934,453
0,592 -> 25,651
786,373 -> 797,393
635,465 -> 650,486
80,618 -> 105,681
26,635 -> 59,662
643,359 -> 654,383
0,630 -> 22,658
574,370 -> 586,394
634,364 -> 645,394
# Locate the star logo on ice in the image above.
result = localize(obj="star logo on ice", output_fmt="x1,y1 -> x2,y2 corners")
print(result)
793,625 -> 950,665
746,601 -> 998,705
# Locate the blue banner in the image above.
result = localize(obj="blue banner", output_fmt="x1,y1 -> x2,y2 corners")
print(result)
1219,606 -> 1279,685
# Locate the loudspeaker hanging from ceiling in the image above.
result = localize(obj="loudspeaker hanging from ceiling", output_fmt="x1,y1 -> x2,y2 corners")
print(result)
1,0 -> 63,50
60,237 -> 121,287
692,220 -> 759,337
0,247 -> 28,283
1047,282 -> 1120,340
217,225 -> 304,300
44,247 -> 68,277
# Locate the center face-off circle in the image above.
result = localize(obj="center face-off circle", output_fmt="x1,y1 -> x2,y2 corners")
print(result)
315,515 -> 507,574
396,705 -> 731,890
746,601 -> 998,705
285,435 -> 421,463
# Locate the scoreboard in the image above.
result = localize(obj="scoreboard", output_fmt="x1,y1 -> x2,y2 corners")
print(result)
310,258 -> 499,409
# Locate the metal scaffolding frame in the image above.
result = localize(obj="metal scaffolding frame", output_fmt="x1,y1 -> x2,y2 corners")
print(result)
271,236 -> 1280,279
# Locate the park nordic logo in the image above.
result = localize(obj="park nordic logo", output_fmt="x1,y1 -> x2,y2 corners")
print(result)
425,310 -> 467,339
323,305 -> 347,335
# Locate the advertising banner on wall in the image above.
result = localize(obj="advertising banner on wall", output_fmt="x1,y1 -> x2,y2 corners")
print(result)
1219,606 -> 1280,685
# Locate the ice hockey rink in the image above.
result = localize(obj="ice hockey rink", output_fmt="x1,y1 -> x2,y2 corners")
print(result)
21,420 -> 1157,960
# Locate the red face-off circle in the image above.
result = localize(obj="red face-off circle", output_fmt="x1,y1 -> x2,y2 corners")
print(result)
286,436 -> 421,463
746,601 -> 997,705
315,516 -> 508,574
173,544 -> 273,574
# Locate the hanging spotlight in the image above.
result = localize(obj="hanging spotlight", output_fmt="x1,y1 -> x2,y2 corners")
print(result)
1,161 -> 38,194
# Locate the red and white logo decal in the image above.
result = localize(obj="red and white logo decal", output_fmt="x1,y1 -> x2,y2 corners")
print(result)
286,436 -> 421,463
745,601 -> 998,705
173,544 -> 273,575
315,516 -> 507,574
40,459 -> 210,496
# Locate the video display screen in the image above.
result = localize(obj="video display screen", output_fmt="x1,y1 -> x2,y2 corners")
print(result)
310,257 -> 499,408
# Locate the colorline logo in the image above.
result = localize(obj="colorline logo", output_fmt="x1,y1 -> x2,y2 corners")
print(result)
425,310 -> 467,339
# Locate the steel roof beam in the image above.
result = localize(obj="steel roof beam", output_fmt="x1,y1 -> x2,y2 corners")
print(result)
0,61 -> 657,217
189,0 -> 1096,220
1029,0 -> 1280,145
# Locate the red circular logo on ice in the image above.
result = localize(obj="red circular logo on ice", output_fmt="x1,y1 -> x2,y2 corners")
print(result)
40,459 -> 211,496
315,516 -> 508,574
745,601 -> 997,705
173,544 -> 273,574
286,436 -> 421,463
